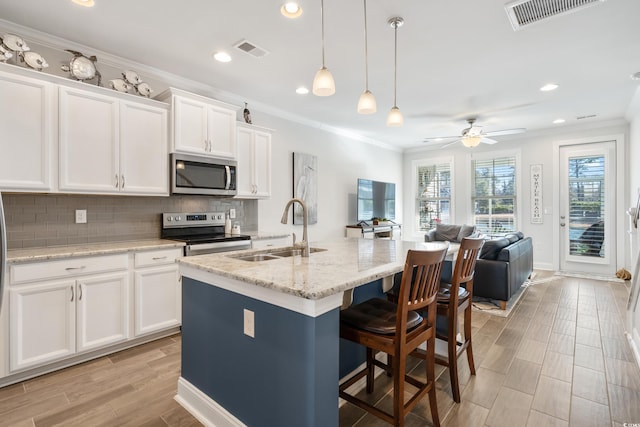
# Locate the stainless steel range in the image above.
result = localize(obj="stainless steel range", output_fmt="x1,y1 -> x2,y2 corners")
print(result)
161,212 -> 251,256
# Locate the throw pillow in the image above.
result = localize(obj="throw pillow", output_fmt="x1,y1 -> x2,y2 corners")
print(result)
456,224 -> 477,242
514,231 -> 524,239
479,237 -> 510,260
504,234 -> 519,244
434,223 -> 460,242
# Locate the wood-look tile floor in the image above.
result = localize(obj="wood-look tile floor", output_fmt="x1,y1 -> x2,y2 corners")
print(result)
1,271 -> 639,426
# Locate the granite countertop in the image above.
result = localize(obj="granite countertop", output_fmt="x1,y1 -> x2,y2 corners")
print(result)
7,239 -> 185,264
177,238 -> 454,300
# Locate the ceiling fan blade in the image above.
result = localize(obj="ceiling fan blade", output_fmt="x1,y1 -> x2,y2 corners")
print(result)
467,126 -> 483,136
422,135 -> 460,142
483,128 -> 526,137
480,137 -> 498,145
440,139 -> 461,148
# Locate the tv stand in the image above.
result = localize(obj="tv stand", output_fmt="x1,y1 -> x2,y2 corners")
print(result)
346,223 -> 402,240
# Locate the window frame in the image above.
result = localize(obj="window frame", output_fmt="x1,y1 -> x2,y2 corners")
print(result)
468,150 -> 521,236
411,156 -> 454,239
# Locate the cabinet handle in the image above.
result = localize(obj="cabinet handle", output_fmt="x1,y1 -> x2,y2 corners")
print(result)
115,174 -> 119,188
65,266 -> 86,271
152,256 -> 167,260
70,286 -> 74,302
78,284 -> 83,301
121,175 -> 125,189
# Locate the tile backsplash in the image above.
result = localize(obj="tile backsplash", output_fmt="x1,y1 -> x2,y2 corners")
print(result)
3,194 -> 257,249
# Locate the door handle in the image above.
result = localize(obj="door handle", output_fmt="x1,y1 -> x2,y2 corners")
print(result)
560,223 -> 566,227
121,175 -> 125,189
115,174 -> 119,188
78,284 -> 83,300
70,286 -> 74,302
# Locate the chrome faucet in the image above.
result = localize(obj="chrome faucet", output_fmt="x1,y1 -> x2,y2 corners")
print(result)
280,197 -> 310,257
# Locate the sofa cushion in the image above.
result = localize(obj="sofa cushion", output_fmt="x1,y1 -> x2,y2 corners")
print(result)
456,224 -> 477,242
514,231 -> 524,239
479,237 -> 510,260
434,224 -> 461,242
505,234 -> 520,244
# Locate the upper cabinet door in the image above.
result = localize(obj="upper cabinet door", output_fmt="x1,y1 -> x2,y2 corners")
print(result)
206,104 -> 237,159
0,71 -> 54,191
173,96 -> 209,155
119,101 -> 169,195
235,126 -> 254,197
252,130 -> 271,198
59,87 -> 119,193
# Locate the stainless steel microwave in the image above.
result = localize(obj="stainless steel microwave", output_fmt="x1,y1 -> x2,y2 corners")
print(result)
171,153 -> 237,196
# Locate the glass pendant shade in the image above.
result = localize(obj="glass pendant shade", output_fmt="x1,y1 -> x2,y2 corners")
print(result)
386,106 -> 403,127
357,90 -> 376,114
312,67 -> 335,96
462,135 -> 482,147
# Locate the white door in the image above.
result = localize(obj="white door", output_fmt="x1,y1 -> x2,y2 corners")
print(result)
0,71 -> 54,191
134,265 -> 181,336
173,96 -> 209,154
253,130 -> 271,198
559,141 -> 616,275
235,126 -> 254,197
207,103 -> 237,159
76,272 -> 129,352
59,87 -> 119,193
9,280 -> 76,371
119,101 -> 168,195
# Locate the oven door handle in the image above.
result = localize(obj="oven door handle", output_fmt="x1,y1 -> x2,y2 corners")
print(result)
225,165 -> 231,190
186,240 -> 251,255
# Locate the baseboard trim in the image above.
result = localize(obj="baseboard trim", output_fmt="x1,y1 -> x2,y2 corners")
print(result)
626,332 -> 640,371
175,377 -> 246,427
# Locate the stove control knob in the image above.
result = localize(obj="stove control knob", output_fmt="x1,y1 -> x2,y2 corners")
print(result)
176,216 -> 182,221
217,215 -> 222,220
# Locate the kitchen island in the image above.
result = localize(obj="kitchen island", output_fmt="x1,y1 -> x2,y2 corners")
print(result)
176,238 -> 453,427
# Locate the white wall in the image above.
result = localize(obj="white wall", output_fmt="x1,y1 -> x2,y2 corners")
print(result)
626,87 -> 640,266
247,110 -> 404,242
403,120 -> 629,271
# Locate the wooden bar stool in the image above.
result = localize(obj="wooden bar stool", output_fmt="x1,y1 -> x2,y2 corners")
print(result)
434,237 -> 484,403
339,246 -> 448,427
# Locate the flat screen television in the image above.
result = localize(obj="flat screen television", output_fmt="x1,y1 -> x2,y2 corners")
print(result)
357,178 -> 396,222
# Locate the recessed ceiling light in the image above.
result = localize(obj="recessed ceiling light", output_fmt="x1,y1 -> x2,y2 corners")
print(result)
281,2 -> 302,18
540,83 -> 559,92
631,72 -> 640,80
71,0 -> 95,6
213,52 -> 231,63
553,118 -> 565,124
296,86 -> 309,95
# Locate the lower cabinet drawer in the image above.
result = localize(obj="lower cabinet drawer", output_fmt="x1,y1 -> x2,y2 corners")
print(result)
10,254 -> 129,284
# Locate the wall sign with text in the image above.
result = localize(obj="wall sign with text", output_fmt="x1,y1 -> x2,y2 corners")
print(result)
530,164 -> 543,224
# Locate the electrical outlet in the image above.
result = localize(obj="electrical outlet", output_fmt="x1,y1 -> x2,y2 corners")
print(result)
229,208 -> 236,219
75,209 -> 87,224
243,309 -> 255,338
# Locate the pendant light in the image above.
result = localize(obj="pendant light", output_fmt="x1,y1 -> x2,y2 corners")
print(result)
312,0 -> 335,96
357,0 -> 376,114
386,17 -> 404,127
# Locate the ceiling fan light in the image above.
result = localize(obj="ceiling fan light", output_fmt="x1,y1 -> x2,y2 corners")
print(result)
71,0 -> 95,6
357,90 -> 376,114
386,106 -> 403,127
462,135 -> 482,147
312,67 -> 335,96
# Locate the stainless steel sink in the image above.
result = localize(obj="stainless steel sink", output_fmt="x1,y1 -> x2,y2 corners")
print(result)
228,247 -> 326,262
232,254 -> 281,262
269,247 -> 326,258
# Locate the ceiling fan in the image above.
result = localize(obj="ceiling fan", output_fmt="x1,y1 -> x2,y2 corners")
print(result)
424,118 -> 526,148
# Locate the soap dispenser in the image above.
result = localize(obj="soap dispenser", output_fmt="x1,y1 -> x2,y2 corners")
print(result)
225,213 -> 232,235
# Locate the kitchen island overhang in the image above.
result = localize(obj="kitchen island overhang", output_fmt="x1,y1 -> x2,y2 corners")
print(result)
175,239 -> 453,427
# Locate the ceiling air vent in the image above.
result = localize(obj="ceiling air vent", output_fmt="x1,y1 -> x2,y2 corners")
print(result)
505,0 -> 606,31
233,39 -> 269,58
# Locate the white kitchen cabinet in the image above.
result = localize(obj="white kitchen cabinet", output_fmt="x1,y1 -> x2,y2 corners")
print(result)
9,280 -> 76,371
0,70 -> 55,191
76,271 -> 130,353
157,88 -> 237,159
236,123 -> 272,198
133,248 -> 182,336
8,254 -> 130,372
58,86 -> 168,195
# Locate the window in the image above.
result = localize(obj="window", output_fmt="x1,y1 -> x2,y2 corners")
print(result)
415,161 -> 451,232
472,156 -> 516,234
